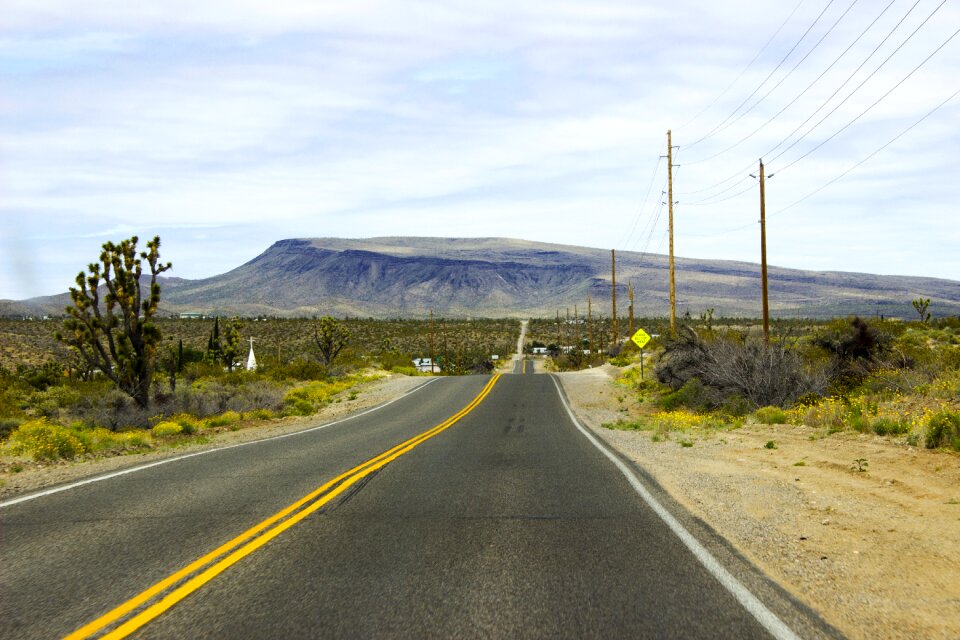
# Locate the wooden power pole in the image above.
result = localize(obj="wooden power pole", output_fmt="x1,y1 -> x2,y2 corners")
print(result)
668,129 -> 676,334
628,282 -> 635,337
611,249 -> 617,346
574,304 -> 580,368
759,159 -> 770,343
429,309 -> 435,373
588,297 -> 593,365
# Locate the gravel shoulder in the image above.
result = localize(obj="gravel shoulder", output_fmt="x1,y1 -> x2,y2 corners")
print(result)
0,374 -> 429,501
556,364 -> 960,640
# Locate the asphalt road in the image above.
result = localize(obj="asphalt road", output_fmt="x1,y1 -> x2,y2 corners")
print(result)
0,374 -> 838,639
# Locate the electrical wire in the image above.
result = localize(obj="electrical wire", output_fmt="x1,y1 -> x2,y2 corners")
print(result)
772,86 -> 960,216
768,0 -> 937,163
686,0 -> 861,161
677,0 -> 927,198
685,0 -> 894,166
676,0 -> 808,132
685,0 -> 838,150
622,156 -> 662,250
772,8 -> 956,168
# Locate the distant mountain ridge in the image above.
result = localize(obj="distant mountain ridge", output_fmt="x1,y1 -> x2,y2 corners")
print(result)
4,237 -> 960,319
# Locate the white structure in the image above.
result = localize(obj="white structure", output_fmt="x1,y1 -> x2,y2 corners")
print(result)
412,358 -> 439,373
246,337 -> 257,371
531,347 -> 548,355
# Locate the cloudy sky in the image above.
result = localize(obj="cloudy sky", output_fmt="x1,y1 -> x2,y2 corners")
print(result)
2,0 -> 958,299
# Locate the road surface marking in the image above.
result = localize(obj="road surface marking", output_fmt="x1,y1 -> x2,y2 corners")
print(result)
549,375 -> 800,640
1,378 -> 439,509
66,375 -> 501,640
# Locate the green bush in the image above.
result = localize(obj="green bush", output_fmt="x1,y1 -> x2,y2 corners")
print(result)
5,419 -> 87,461
205,410 -> 242,428
151,421 -> 184,438
659,378 -> 711,412
925,410 -> 960,450
170,413 -> 202,434
0,418 -> 22,441
870,417 -> 910,436
754,406 -> 787,424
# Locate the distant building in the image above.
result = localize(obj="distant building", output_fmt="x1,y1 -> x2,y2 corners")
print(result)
179,312 -> 203,319
412,358 -> 440,373
490,355 -> 499,361
531,347 -> 548,355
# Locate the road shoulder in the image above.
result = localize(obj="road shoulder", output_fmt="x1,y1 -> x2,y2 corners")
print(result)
556,365 -> 960,640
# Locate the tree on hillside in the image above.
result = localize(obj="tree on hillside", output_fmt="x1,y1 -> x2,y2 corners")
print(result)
55,235 -> 172,408
314,316 -> 350,367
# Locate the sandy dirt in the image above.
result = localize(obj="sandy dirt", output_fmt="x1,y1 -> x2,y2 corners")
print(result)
556,364 -> 960,640
0,374 -> 429,501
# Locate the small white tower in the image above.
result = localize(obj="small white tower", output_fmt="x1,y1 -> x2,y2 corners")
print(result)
246,337 -> 257,371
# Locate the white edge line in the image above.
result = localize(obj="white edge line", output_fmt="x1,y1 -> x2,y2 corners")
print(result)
549,375 -> 801,640
0,377 -> 440,509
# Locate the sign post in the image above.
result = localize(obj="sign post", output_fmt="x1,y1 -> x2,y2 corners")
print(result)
631,328 -> 651,380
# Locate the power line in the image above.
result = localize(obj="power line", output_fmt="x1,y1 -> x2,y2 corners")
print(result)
685,0 -> 893,166
769,0 -> 938,164
622,156 -> 662,249
676,0 -> 808,132
772,86 -> 960,216
685,0 -> 838,150
774,20 -> 959,171
677,0 -> 929,198
686,0 -> 862,163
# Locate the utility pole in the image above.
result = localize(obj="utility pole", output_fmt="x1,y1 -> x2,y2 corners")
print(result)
566,308 -> 570,354
429,309 -> 435,373
758,159 -> 770,343
574,304 -> 580,369
611,249 -> 617,346
667,130 -> 677,334
556,310 -> 561,347
628,282 -> 635,337
588,296 -> 594,366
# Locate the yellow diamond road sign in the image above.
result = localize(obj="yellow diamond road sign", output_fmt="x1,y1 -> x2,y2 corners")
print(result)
631,328 -> 651,349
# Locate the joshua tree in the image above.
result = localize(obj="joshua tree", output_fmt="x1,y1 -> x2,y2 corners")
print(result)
314,316 -> 350,367
912,297 -> 931,324
55,236 -> 171,408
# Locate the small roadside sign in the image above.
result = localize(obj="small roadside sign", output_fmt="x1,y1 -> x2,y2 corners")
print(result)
631,328 -> 651,350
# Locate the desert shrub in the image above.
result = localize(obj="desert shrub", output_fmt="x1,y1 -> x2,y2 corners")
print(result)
720,395 -> 753,418
268,359 -> 328,381
378,352 -> 415,372
16,362 -> 66,391
871,417 -> 910,436
78,388 -> 154,430
249,408 -> 274,420
225,381 -> 285,414
656,327 -> 828,408
205,410 -> 242,428
0,418 -> 23,441
151,421 -> 184,438
5,419 -> 87,461
925,410 -> 960,450
168,413 -> 202,434
658,378 -> 714,412
754,406 -> 787,424
27,385 -> 82,420
389,366 -> 422,377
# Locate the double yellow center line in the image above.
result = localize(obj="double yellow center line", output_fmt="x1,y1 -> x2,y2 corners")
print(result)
67,374 -> 502,640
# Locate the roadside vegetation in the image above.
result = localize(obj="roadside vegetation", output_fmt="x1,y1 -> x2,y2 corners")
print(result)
0,235 -> 520,467
599,315 -> 960,453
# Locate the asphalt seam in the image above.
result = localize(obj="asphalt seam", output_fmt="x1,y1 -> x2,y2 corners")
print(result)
549,374 -> 801,640
0,377 -> 440,509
